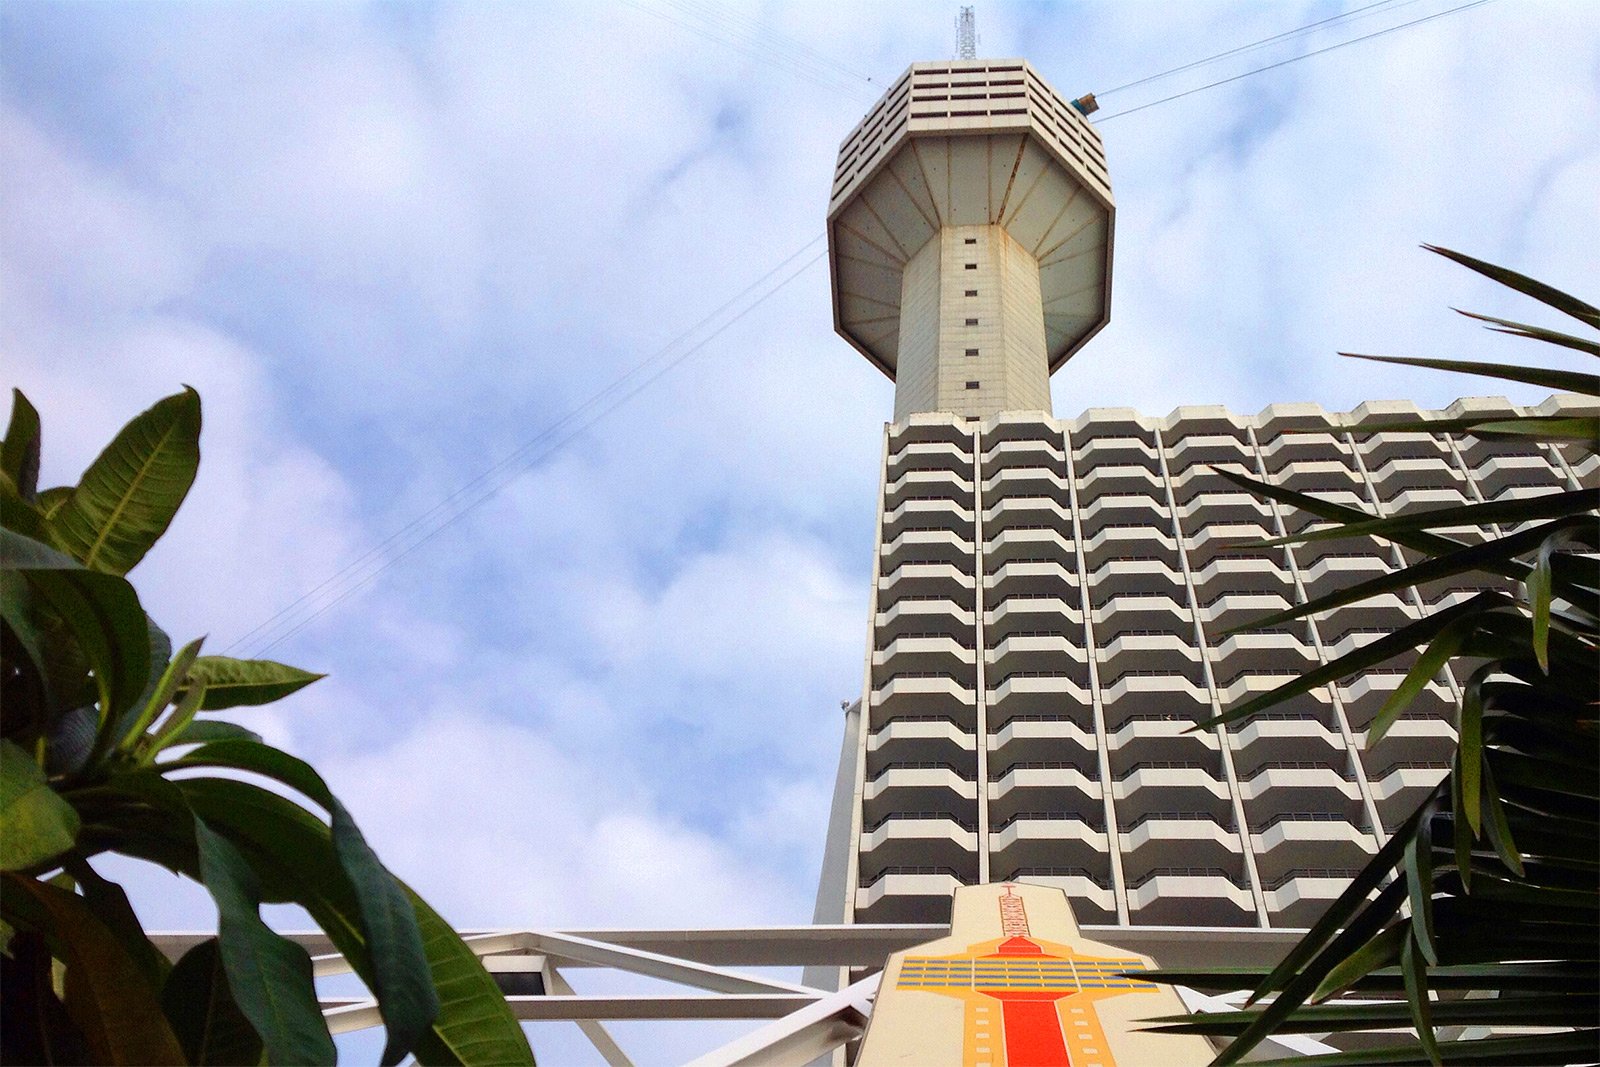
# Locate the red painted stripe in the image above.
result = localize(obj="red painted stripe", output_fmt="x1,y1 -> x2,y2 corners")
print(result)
999,998 -> 1071,1066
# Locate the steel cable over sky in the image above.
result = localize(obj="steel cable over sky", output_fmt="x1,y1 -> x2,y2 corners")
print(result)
230,0 -> 1504,655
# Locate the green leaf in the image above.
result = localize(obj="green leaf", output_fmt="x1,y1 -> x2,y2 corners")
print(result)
1454,308 -> 1600,356
0,739 -> 80,871
180,778 -> 533,1066
1311,924 -> 1406,1002
43,387 -> 201,576
193,818 -> 335,1067
117,637 -> 204,754
2,872 -> 187,1065
1341,352 -> 1600,398
1369,616 -> 1471,747
186,656 -> 325,710
1425,243 -> 1600,330
1479,762 -> 1524,877
169,720 -> 263,748
1401,929 -> 1442,1066
1458,667 -> 1487,835
2,389 -> 42,501
174,740 -> 437,1064
37,486 -> 70,519
162,937 -> 267,1067
1405,803 -> 1439,966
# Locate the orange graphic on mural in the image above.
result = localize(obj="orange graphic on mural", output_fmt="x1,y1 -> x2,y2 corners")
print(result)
893,886 -> 1158,1067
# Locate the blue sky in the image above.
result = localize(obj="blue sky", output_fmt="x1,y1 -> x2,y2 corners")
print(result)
3,0 -> 1597,1061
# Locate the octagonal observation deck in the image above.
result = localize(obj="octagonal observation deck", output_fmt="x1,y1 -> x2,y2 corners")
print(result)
828,59 -> 1114,420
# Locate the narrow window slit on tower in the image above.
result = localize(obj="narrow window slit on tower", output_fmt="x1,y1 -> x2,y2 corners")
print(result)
964,237 -> 977,245
966,317 -> 979,326
965,348 -> 979,357
965,381 -> 980,390
964,263 -> 977,270
965,289 -> 978,296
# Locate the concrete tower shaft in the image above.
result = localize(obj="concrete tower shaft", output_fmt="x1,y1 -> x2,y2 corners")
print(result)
828,60 -> 1114,420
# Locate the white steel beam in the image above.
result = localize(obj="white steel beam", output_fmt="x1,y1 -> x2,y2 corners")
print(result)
683,974 -> 880,1067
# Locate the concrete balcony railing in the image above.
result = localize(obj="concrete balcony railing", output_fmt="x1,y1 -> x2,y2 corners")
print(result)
1382,487 -> 1471,513
1073,435 -> 1160,468
1353,718 -> 1456,760
986,673 -> 1093,719
1189,555 -> 1292,594
862,766 -> 978,810
982,495 -> 1073,529
1250,813 -> 1374,869
1183,522 -> 1277,568
1367,764 -> 1450,823
989,717 -> 1098,751
985,596 -> 1082,637
983,526 -> 1074,566
1214,671 -> 1330,708
1353,433 -> 1450,466
1211,631 -> 1315,673
1117,815 -> 1242,879
983,466 -> 1071,503
989,816 -> 1109,862
1316,597 -> 1420,640
1296,554 -> 1392,598
1195,592 -> 1294,625
1098,631 -> 1201,661
1173,492 -> 1275,525
1125,870 -> 1255,926
884,467 -> 974,504
1167,433 -> 1251,467
874,598 -> 975,642
880,497 -> 974,538
1259,431 -> 1350,466
1229,718 -> 1346,773
980,436 -> 1067,470
1087,557 -> 1186,599
1106,716 -> 1221,756
878,562 -> 975,601
1467,453 -> 1563,496
1098,672 -> 1209,718
855,868 -> 969,922
872,636 -> 977,685
986,636 -> 1087,681
1339,673 -> 1451,720
857,816 -> 978,870
1364,454 -> 1464,487
1076,464 -> 1165,503
986,560 -> 1078,600
879,528 -> 974,568
989,764 -> 1101,799
870,675 -> 976,723
886,440 -> 973,478
1077,493 -> 1170,535
867,718 -> 976,755
1000,869 -> 1117,917
1264,869 -> 1365,926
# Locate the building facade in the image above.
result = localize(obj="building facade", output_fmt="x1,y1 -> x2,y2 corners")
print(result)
814,58 -> 1600,933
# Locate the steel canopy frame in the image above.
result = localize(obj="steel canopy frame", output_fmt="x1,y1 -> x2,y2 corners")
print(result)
148,924 -> 1331,1065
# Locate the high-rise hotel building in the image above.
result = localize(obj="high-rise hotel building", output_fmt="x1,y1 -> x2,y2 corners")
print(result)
812,58 -> 1598,931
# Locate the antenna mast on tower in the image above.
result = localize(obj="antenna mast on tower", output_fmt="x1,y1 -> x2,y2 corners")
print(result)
956,6 -> 977,60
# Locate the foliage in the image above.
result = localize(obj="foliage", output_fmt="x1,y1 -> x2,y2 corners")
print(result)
0,388 -> 534,1065
1145,246 -> 1599,1065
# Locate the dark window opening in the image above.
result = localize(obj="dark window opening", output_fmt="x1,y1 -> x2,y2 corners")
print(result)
965,317 -> 979,326
964,237 -> 977,245
965,289 -> 978,297
964,263 -> 977,270
965,348 -> 979,357
965,381 -> 980,390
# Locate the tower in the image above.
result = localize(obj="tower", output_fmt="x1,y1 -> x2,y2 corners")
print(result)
826,59 -> 1113,422
814,56 -> 1592,937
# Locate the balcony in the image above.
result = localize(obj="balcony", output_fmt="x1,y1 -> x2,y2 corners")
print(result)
1118,813 -> 1242,882
1195,591 -> 1293,627
869,674 -> 977,724
985,595 -> 1082,639
1251,814 -> 1375,881
880,496 -> 973,539
1190,554 -> 1292,597
983,495 -> 1072,532
988,765 -> 1102,825
879,561 -> 975,602
989,716 -> 1098,753
1082,523 -> 1178,568
880,528 -> 974,569
887,439 -> 972,478
1364,455 -> 1464,491
1229,717 -> 1346,776
862,764 -> 978,817
872,637 -> 977,692
1354,718 -> 1456,763
1295,553 -> 1392,599
1339,672 -> 1452,728
1074,434 -> 1160,472
986,673 -> 1093,722
855,867 -> 969,923
1174,492 -> 1275,527
990,815 -> 1109,870
987,634 -> 1087,678
858,814 -> 978,874
1076,463 -> 1165,504
1088,556 -> 1186,598
986,559 -> 1078,601
1099,672 -> 1209,721
1215,670 -> 1330,711
1367,763 -> 1450,826
1238,765 -> 1363,825
1112,764 -> 1233,824
1272,460 -> 1362,494
984,526 -> 1074,568
1382,487 -> 1471,514
1467,453 -> 1563,497
885,468 -> 974,509
1167,433 -> 1251,468
874,598 -> 974,642
1211,631 -> 1314,675
867,719 -> 976,768
1125,868 -> 1255,927
1354,433 -> 1449,466
981,437 -> 1066,473
1317,597 -> 1419,641
1077,494 -> 1170,538
1184,521 -> 1275,568
1264,868 -> 1367,927
984,466 -> 1071,504
1107,717 -> 1220,765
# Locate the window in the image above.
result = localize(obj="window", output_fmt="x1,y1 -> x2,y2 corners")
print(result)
965,348 -> 979,357
965,289 -> 978,297
965,317 -> 979,326
963,237 -> 977,245
965,381 -> 980,390
964,263 -> 977,270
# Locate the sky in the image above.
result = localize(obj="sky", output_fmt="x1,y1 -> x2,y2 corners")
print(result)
3,0 -> 1598,1061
